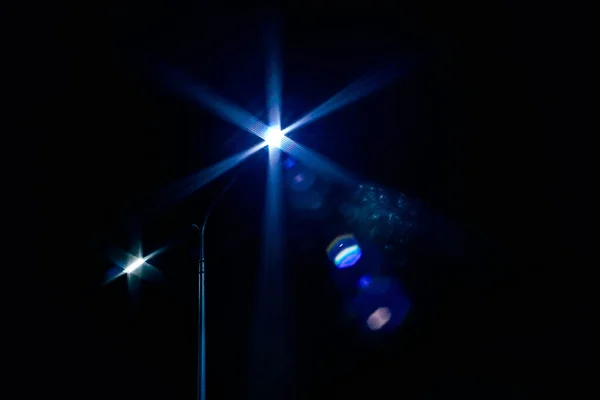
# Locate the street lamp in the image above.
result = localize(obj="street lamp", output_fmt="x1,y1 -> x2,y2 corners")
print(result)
192,176 -> 237,400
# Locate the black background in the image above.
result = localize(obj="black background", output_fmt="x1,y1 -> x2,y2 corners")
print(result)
9,2 -> 585,399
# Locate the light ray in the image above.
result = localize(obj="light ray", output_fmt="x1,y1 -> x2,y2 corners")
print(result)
266,31 -> 282,129
281,66 -> 400,136
171,73 -> 269,140
249,145 -> 288,397
278,135 -> 354,184
149,142 -> 267,212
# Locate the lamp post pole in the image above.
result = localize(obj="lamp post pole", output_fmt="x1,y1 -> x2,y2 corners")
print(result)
192,176 -> 237,400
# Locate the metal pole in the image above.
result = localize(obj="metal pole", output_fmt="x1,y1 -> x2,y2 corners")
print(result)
199,223 -> 205,400
193,176 -> 237,400
191,223 -> 202,400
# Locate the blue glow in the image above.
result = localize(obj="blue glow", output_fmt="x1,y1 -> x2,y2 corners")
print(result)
358,275 -> 372,288
283,157 -> 296,169
334,244 -> 362,268
287,165 -> 316,193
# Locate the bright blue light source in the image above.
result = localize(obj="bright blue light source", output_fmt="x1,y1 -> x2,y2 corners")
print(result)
265,126 -> 283,148
326,234 -> 362,269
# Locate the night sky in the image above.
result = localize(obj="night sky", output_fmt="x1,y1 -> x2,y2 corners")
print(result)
13,3 -> 583,400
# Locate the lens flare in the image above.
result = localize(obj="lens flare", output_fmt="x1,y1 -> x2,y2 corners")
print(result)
326,234 -> 362,269
366,307 -> 392,330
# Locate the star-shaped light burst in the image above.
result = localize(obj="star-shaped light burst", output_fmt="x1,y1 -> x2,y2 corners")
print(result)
161,48 -> 402,202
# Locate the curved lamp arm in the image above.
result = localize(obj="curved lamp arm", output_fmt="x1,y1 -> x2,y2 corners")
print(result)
192,175 -> 237,400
